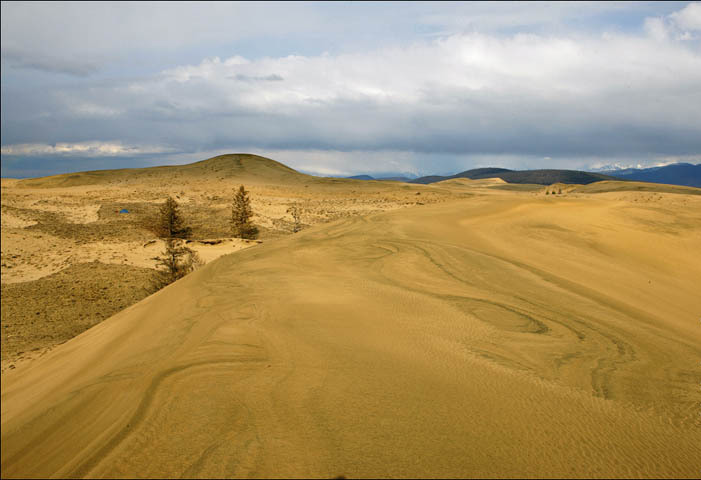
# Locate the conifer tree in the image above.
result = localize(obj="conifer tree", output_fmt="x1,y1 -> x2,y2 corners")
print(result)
148,196 -> 197,292
150,238 -> 202,292
231,185 -> 258,239
155,196 -> 192,239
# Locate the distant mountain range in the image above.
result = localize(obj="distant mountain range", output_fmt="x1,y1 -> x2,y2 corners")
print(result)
348,168 -> 616,185
346,175 -> 415,182
24,155 -> 696,189
410,168 -> 616,185
595,163 -> 701,188
345,163 -> 701,187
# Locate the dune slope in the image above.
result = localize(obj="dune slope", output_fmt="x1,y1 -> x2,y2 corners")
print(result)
2,193 -> 700,478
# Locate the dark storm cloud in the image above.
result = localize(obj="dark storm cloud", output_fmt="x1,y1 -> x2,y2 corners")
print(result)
1,47 -> 101,77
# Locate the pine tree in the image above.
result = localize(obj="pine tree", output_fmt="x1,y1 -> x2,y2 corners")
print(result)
231,185 -> 258,239
154,196 -> 192,239
148,196 -> 197,292
149,238 -> 202,292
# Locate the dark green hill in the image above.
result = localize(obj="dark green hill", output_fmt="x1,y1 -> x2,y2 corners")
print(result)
497,169 -> 615,184
411,168 -> 617,185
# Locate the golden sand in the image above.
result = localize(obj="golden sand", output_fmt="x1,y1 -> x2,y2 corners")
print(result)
2,178 -> 700,477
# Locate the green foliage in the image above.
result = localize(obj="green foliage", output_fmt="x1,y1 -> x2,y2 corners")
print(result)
150,238 -> 202,292
231,185 -> 258,239
149,196 -> 198,292
154,196 -> 192,239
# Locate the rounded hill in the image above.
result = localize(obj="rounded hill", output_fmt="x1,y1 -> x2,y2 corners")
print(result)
17,154 -> 310,188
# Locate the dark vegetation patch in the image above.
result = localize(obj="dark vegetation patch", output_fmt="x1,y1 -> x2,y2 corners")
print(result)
2,204 -> 51,224
1,262 -> 154,364
2,203 -> 154,243
25,213 -> 151,243
6,201 -> 168,244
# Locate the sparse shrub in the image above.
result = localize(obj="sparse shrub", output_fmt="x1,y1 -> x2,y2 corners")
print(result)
149,238 -> 202,292
153,196 -> 192,239
546,190 -> 550,195
287,204 -> 302,233
231,185 -> 258,239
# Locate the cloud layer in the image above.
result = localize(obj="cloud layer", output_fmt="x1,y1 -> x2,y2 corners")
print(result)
0,142 -> 173,157
2,2 -> 700,177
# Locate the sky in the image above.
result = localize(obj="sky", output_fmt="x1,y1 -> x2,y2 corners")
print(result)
2,1 -> 701,178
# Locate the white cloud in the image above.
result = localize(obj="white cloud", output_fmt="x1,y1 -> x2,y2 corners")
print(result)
128,30 -> 695,112
644,17 -> 670,41
670,2 -> 701,31
645,2 -> 701,41
127,30 -> 700,138
1,142 -> 173,157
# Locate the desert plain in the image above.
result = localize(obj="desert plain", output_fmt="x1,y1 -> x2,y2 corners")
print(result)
1,154 -> 700,478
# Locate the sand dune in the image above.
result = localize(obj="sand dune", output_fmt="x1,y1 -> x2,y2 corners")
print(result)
2,188 -> 701,478
435,177 -> 507,186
